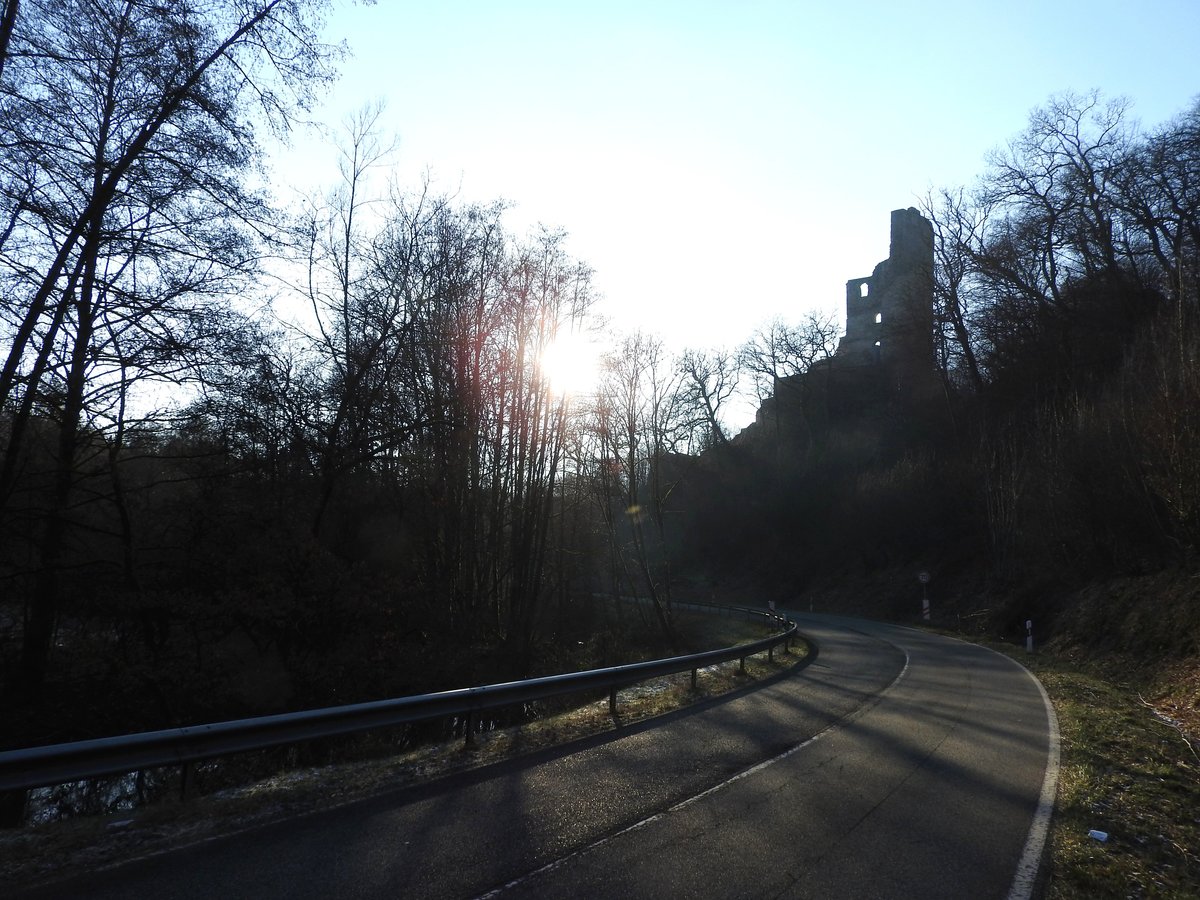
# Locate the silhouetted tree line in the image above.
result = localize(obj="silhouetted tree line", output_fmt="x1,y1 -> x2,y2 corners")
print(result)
685,92 -> 1200,640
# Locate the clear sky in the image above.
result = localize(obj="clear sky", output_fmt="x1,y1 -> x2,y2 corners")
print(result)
272,0 -> 1200,427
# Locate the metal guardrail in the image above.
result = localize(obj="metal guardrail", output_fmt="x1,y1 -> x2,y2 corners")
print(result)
0,604 -> 798,793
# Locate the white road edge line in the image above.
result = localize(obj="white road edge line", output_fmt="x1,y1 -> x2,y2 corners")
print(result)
927,632 -> 1062,900
474,647 -> 912,899
1005,658 -> 1061,900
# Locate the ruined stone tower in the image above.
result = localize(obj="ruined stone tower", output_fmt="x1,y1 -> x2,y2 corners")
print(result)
834,207 -> 935,394
733,208 -> 938,445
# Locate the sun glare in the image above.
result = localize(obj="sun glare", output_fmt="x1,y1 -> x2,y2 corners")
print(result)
539,331 -> 601,396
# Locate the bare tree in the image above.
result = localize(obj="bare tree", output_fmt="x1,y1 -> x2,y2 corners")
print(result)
1116,100 -> 1200,309
679,348 -> 737,448
736,312 -> 836,443
978,91 -> 1136,297
0,0 -> 337,706
737,314 -> 837,398
589,332 -> 689,642
0,0 -> 18,80
937,91 -> 1163,400
920,188 -> 986,393
291,104 -> 414,536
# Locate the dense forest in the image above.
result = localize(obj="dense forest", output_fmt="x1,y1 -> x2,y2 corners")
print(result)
694,90 -> 1200,654
1,1 -> 1198,826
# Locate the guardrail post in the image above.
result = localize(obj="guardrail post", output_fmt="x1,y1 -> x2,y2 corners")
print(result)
768,643 -> 774,663
0,788 -> 27,827
691,668 -> 697,689
180,762 -> 190,801
609,688 -> 618,718
464,714 -> 476,749
739,656 -> 746,675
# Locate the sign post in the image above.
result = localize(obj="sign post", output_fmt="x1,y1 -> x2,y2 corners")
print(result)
918,571 -> 931,621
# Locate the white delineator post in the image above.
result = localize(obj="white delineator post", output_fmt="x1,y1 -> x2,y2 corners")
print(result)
1026,619 -> 1034,653
918,571 -> 931,621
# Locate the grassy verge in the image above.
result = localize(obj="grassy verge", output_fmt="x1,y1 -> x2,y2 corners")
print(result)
980,641 -> 1200,898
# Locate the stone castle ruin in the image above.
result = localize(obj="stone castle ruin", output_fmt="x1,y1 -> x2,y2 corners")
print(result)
833,207 -> 934,391
737,207 -> 937,443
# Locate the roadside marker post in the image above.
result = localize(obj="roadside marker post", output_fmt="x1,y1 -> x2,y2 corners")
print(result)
918,571 -> 931,621
1026,620 -> 1034,653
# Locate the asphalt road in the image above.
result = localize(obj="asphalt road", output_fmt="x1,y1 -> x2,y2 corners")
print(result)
21,613 -> 1058,899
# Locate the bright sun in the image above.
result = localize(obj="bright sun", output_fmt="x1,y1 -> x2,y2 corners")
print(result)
539,330 -> 601,396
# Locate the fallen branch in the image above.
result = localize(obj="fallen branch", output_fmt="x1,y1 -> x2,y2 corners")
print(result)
1138,693 -> 1200,768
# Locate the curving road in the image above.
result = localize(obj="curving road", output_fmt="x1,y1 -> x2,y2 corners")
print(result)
21,613 -> 1058,899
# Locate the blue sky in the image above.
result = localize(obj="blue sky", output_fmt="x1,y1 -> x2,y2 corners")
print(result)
273,0 -> 1200,425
